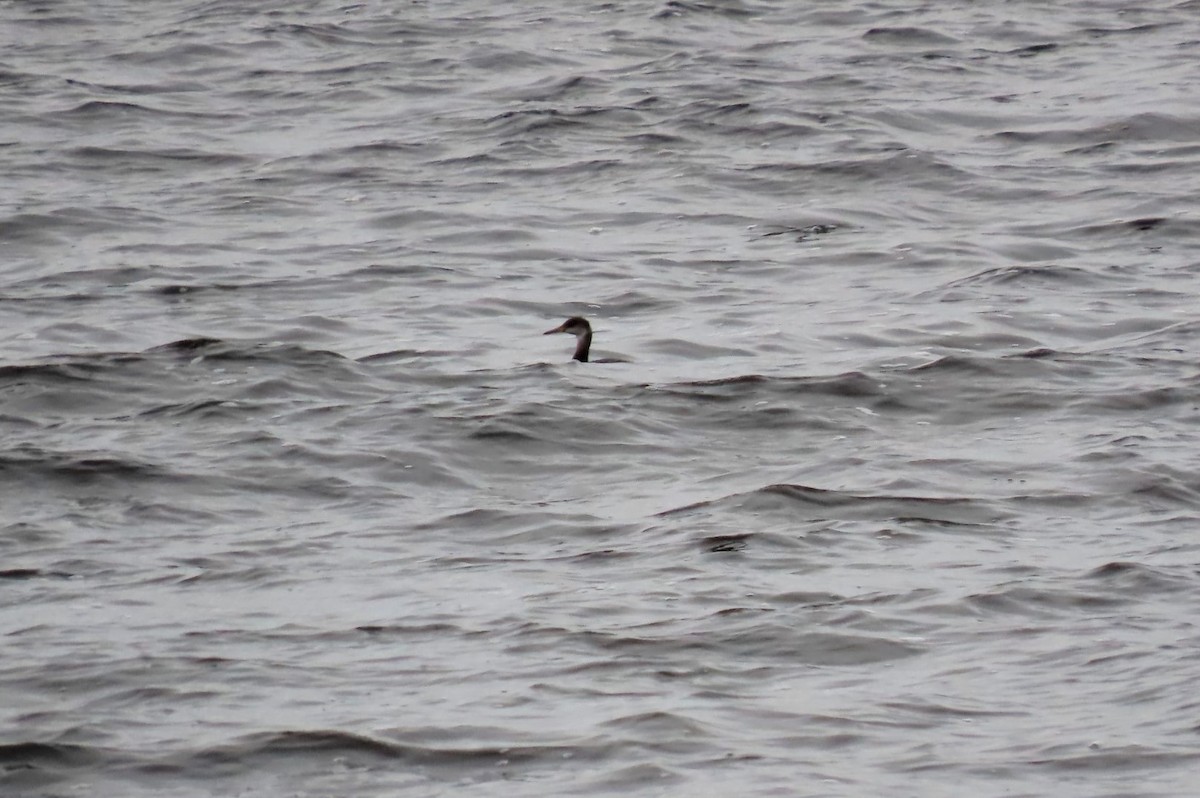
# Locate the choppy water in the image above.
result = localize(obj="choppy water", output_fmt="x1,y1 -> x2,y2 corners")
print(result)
4,1 -> 1200,795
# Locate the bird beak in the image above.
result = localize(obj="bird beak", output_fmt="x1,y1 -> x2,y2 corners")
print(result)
543,323 -> 566,335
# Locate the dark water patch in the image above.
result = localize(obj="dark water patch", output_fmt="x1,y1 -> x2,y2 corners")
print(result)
0,340 -> 375,425
578,621 -> 921,665
0,522 -> 61,548
881,699 -> 1027,723
0,568 -> 73,580
62,76 -> 211,95
699,119 -> 823,144
365,209 -> 464,230
459,43 -> 583,75
1084,23 -> 1180,38
638,253 -> 768,272
764,590 -> 847,608
909,346 -> 1120,388
146,338 -> 348,367
644,338 -> 755,358
175,565 -> 281,586
1003,491 -> 1100,516
938,263 -> 1109,292
0,207 -> 160,244
355,622 -> 464,637
426,226 -> 539,247
654,0 -> 762,20
967,584 -> 1130,619
560,547 -> 637,564
110,41 -> 242,68
148,280 -> 305,297
322,139 -> 431,159
136,398 -> 243,420
561,289 -> 672,318
627,371 -> 893,432
54,99 -> 234,121
1066,215 -> 1200,241
219,459 -> 401,502
494,158 -> 629,182
580,763 -> 683,791
1027,745 -> 1200,772
1100,158 -> 1200,177
432,543 -> 635,569
863,27 -> 960,46
149,337 -> 226,353
54,99 -> 157,117
460,403 -> 650,457
623,130 -> 690,146
662,483 -> 1007,528
256,21 -> 393,47
599,710 -> 711,743
259,162 -> 393,185
466,418 -> 555,446
1084,561 -> 1194,593
675,99 -> 754,125
1063,140 -> 1118,155
1001,42 -> 1059,57
0,446 -> 172,485
875,352 -> 1154,422
759,223 -> 840,242
125,500 -> 226,528
501,74 -> 613,104
0,361 -> 104,384
907,353 -> 1023,377
0,741 -> 114,789
755,484 -> 1000,525
376,723 -> 597,756
658,371 -> 882,401
721,150 -> 971,195
477,107 -> 589,138
171,728 -> 618,777
181,729 -> 404,769
698,531 -> 749,552
412,508 -> 627,549
0,568 -> 43,580
1124,217 -> 1166,231
997,113 -> 1200,146
0,66 -> 43,88
1121,467 -> 1200,510
425,151 -> 506,171
67,145 -> 253,169
232,374 -> 334,401
249,61 -> 396,87
1126,319 -> 1200,352
356,347 -> 460,363
1084,385 -> 1195,413
697,400 -> 832,433
905,325 -> 1047,352
695,528 -> 846,555
1011,347 -> 1076,360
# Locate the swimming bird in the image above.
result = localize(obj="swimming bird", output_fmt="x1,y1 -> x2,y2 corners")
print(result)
544,316 -> 628,363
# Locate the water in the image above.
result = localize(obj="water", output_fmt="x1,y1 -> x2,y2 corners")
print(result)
3,1 -> 1200,795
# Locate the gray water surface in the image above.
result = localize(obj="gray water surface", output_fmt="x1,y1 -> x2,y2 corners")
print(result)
3,2 -> 1200,796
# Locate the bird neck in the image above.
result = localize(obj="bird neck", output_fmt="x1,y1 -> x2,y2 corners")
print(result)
573,330 -> 592,362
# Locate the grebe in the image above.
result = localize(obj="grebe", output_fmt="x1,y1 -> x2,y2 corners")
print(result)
544,316 -> 627,363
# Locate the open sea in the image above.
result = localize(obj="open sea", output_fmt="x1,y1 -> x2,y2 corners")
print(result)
3,1 -> 1200,796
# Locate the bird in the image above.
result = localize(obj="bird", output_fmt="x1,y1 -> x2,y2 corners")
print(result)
543,316 -> 628,363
